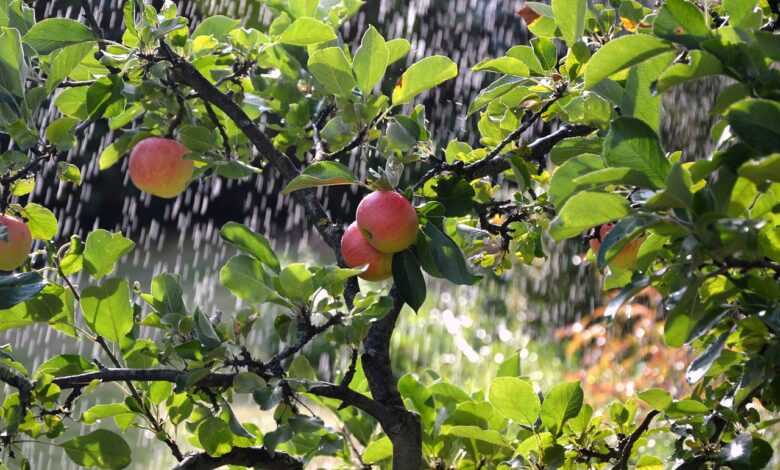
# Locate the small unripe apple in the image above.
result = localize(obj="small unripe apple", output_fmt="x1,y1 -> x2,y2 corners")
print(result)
355,191 -> 418,254
341,222 -> 392,281
0,215 -> 32,271
590,223 -> 643,270
128,137 -> 194,199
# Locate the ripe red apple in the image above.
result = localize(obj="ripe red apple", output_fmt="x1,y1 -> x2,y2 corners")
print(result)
355,191 -> 418,254
128,137 -> 194,199
0,214 -> 32,271
589,224 -> 643,270
341,222 -> 392,281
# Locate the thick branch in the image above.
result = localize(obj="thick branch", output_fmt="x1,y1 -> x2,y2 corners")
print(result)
0,365 -> 33,420
156,40 -> 418,469
308,382 -> 391,421
52,368 -> 234,389
361,287 -> 423,468
173,447 -> 302,470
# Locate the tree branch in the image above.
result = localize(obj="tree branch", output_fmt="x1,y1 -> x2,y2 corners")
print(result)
266,313 -> 344,374
173,447 -> 302,470
158,41 -> 344,252
51,368 -> 233,389
613,410 -> 659,470
413,124 -> 593,192
155,40 -> 419,470
0,365 -> 33,422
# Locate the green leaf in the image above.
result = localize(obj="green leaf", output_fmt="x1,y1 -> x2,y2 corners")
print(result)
62,429 -> 131,469
149,382 -> 173,405
603,117 -> 670,188
663,281 -> 702,347
98,133 -> 139,171
720,435 -> 773,470
47,117 -> 79,152
726,99 -> 780,154
307,46 -> 356,97
573,167 -> 653,188
489,377 -> 540,426
552,0 -> 586,46
656,50 -> 722,92
221,398 -> 254,439
83,229 -> 135,280
219,255 -> 273,304
392,250 -> 426,312
220,222 -> 280,272
667,398 -> 709,416
531,37 -> 557,70
179,125 -> 218,153
739,154 -> 780,184
23,18 -> 96,55
57,162 -> 81,186
420,222 -> 480,285
604,275 -> 650,317
81,404 -> 132,425
440,425 -> 509,447
467,75 -> 525,116
540,381 -> 583,436
686,329 -> 729,384
638,388 -> 673,410
45,41 -> 94,92
363,436 -> 393,464
471,57 -> 530,76
193,308 -> 221,350
0,27 -> 25,98
549,192 -> 630,240
0,273 -> 46,310
149,273 -> 186,315
282,161 -> 357,194
392,55 -> 458,105
0,284 -> 74,334
192,15 -> 239,40
278,263 -> 315,302
233,372 -> 266,393
584,34 -> 674,89
597,214 -> 658,268
653,0 -> 711,49
198,417 -> 233,457
621,51 -> 675,131
55,86 -> 88,119
386,38 -> 411,65
637,456 -> 664,470
549,154 -> 605,209
35,354 -> 95,378
21,203 -> 58,241
507,45 -> 544,74
550,135 -> 602,165
289,0 -> 318,18
80,278 -> 133,343
279,17 -> 336,46
353,26 -> 388,95
724,0 -> 759,28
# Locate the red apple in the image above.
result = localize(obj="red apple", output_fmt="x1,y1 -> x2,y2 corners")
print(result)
590,223 -> 643,270
341,222 -> 392,281
355,191 -> 418,254
128,137 -> 194,199
0,214 -> 32,271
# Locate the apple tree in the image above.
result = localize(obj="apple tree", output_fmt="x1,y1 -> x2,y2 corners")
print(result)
1,0 -> 779,468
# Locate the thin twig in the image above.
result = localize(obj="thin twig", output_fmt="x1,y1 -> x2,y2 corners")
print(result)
613,410 -> 659,470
